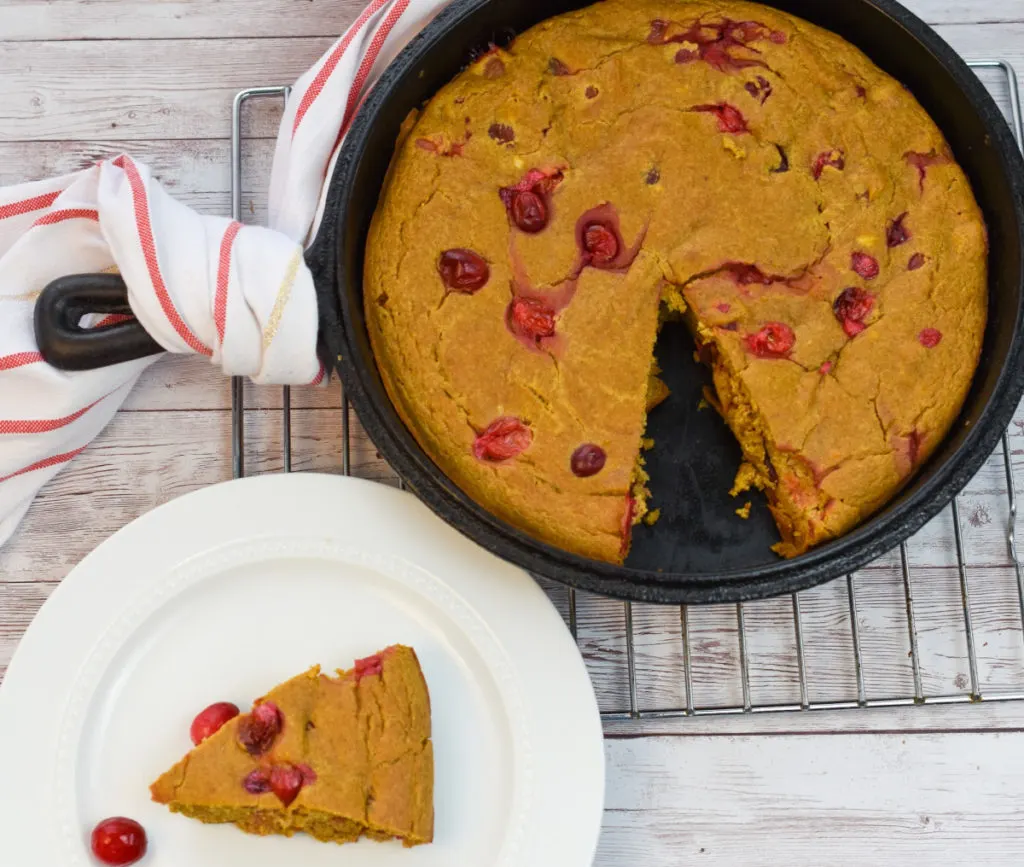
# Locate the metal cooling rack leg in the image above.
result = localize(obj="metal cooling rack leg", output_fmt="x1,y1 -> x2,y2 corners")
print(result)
951,499 -> 982,699
624,602 -> 639,718
1004,433 -> 1024,637
792,594 -> 810,709
231,86 -> 292,480
567,588 -> 578,640
342,394 -> 352,477
847,575 -> 868,706
968,60 -> 1024,145
736,603 -> 752,712
900,542 -> 924,702
680,605 -> 695,714
282,386 -> 292,473
975,63 -> 1024,648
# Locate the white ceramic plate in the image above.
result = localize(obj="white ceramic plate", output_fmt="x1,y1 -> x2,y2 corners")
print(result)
0,474 -> 604,867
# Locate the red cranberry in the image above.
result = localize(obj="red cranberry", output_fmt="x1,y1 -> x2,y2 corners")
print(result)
190,702 -> 240,746
571,444 -> 607,478
582,222 -> 620,267
473,417 -> 533,462
771,144 -> 790,173
511,190 -> 548,233
725,263 -> 772,285
851,252 -> 879,280
439,249 -> 490,293
812,149 -> 845,180
744,75 -> 772,104
833,287 -> 875,337
819,361 -> 834,375
692,103 -> 749,134
585,85 -> 599,99
243,769 -> 272,795
651,17 -> 776,72
746,322 -> 795,358
919,328 -> 942,348
507,296 -> 557,342
908,252 -> 926,271
549,57 -> 571,76
237,701 -> 282,757
90,818 -> 147,866
647,19 -> 669,43
907,429 -> 924,465
354,653 -> 384,679
270,764 -> 304,807
298,763 -> 318,786
500,169 -> 563,232
484,57 -> 505,79
769,30 -> 787,43
415,137 -> 464,158
887,213 -> 911,247
488,123 -> 515,144
905,150 -> 949,191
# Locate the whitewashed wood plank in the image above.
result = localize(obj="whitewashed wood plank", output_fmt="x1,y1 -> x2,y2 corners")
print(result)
0,408 -> 395,586
561,560 -> 1024,719
935,23 -> 1024,77
601,701 -> 1024,735
120,357 -> 344,411
907,0 -> 1024,25
0,38 -> 333,141
6,562 -> 1024,730
0,138 -> 275,223
598,733 -> 1024,866
0,0 -> 363,41
0,26 -> 1019,144
0,582 -> 51,679
1,0 -> 1019,42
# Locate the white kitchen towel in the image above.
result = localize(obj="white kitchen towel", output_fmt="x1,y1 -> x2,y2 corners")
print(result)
0,0 -> 449,548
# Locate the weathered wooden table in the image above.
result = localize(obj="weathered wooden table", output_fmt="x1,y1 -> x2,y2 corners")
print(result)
3,1 -> 1024,863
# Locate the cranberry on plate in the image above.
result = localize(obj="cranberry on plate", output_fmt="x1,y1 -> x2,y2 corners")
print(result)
190,701 -> 240,745
91,817 -> 148,866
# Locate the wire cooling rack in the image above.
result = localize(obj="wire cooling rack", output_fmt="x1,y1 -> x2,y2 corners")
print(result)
230,60 -> 1024,722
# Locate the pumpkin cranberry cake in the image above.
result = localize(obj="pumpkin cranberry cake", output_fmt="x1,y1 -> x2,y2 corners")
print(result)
364,0 -> 987,562
150,646 -> 434,847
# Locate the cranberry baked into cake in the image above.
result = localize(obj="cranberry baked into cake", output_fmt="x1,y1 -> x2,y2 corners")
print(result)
151,646 -> 433,847
364,0 -> 987,562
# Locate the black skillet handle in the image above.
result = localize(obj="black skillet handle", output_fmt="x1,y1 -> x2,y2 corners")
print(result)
34,274 -> 165,371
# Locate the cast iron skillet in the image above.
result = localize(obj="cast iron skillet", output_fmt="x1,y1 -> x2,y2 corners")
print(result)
35,0 -> 1024,604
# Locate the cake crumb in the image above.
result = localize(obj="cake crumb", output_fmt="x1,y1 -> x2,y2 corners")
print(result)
644,508 -> 661,526
641,437 -> 655,450
735,502 -> 752,520
662,291 -> 687,315
697,397 -> 710,412
731,462 -> 758,497
722,137 -> 747,159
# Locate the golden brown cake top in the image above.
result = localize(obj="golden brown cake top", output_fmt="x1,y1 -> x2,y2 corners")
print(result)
151,645 -> 434,845
364,0 -> 986,562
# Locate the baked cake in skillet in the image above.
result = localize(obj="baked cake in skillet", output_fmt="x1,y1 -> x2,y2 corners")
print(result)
364,0 -> 987,562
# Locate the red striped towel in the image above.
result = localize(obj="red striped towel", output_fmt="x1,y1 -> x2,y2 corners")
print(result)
0,0 -> 444,547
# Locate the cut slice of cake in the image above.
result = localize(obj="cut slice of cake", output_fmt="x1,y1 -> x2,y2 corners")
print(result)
150,645 -> 433,847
